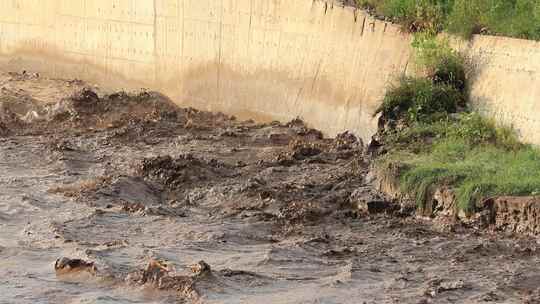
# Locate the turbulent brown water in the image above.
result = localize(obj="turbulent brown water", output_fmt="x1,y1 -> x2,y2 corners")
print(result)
2,71 -> 540,304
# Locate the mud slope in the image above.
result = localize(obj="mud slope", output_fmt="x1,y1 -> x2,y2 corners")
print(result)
2,72 -> 540,304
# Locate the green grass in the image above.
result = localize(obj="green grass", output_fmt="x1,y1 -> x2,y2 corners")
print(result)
383,112 -> 522,151
389,138 -> 540,213
356,0 -> 540,40
379,110 -> 535,213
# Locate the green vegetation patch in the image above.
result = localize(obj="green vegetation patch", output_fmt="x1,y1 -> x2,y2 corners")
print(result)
380,114 -> 539,213
356,0 -> 540,40
408,142 -> 540,213
375,34 -> 540,213
374,77 -> 464,123
375,34 -> 466,124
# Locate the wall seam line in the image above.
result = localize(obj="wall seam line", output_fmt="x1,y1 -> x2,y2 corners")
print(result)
153,0 -> 158,83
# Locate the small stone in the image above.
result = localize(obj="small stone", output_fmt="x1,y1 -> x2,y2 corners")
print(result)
54,257 -> 97,275
190,260 -> 211,276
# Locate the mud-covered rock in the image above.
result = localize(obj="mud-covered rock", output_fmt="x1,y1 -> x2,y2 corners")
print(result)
288,139 -> 322,160
424,279 -> 468,297
523,288 -> 540,304
286,117 -> 324,140
47,137 -> 76,152
267,131 -> 293,145
0,121 -> 7,136
277,201 -> 325,225
126,259 -> 205,299
350,187 -> 395,214
71,88 -> 99,106
285,117 -> 305,128
121,202 -> 146,213
334,131 -> 362,151
190,260 -> 212,276
54,257 -> 97,276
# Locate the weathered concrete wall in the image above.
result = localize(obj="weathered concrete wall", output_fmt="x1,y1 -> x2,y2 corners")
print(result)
461,36 -> 540,144
0,0 -> 411,142
1,0 -> 539,144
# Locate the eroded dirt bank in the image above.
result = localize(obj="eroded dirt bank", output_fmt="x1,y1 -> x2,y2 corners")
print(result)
2,72 -> 540,304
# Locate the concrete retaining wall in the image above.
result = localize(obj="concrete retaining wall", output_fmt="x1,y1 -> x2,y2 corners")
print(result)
0,0 -> 539,144
462,36 -> 540,144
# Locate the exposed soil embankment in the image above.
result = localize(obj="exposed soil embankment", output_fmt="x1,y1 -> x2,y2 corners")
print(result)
3,71 -> 540,303
371,143 -> 540,237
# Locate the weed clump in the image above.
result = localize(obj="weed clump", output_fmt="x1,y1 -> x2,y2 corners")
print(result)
412,33 -> 467,92
375,34 -> 466,126
375,77 -> 463,123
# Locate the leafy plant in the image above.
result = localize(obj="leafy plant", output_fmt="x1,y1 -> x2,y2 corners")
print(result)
412,33 -> 467,93
375,77 -> 463,123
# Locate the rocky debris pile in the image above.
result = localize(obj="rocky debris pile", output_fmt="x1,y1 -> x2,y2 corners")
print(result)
0,121 -> 7,136
55,88 -> 181,128
0,85 -> 187,135
138,154 -> 234,189
288,139 -> 323,161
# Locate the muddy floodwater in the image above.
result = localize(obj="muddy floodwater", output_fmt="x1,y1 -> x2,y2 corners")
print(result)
2,72 -> 540,304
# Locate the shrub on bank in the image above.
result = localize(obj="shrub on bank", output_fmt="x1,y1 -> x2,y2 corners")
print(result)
375,34 -> 467,124
375,77 -> 464,123
412,32 -> 468,92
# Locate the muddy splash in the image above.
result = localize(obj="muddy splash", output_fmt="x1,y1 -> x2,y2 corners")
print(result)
2,71 -> 540,304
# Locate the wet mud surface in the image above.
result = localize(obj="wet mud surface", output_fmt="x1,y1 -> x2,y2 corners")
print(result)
2,72 -> 540,303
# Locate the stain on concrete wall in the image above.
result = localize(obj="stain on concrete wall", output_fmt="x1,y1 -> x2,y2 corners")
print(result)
0,0 -> 538,144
